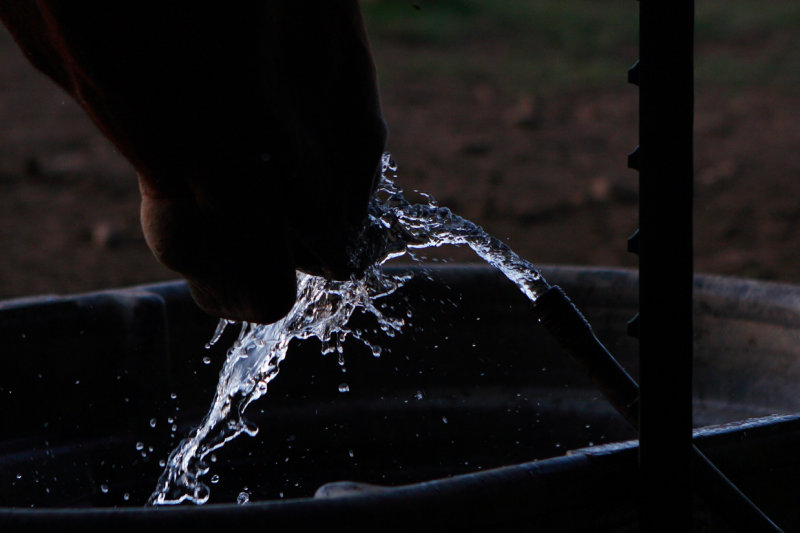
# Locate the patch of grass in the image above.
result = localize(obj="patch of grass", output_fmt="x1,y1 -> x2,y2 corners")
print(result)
363,0 -> 799,92
362,0 -> 480,45
695,0 -> 800,87
696,0 -> 800,38
364,0 -> 636,49
363,0 -> 636,91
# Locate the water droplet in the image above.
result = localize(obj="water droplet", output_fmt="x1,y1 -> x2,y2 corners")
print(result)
414,390 -> 424,400
149,418 -> 157,428
237,491 -> 250,505
206,318 -> 230,349
442,416 -> 448,424
338,383 -> 350,393
210,475 -> 220,484
135,442 -> 144,451
202,356 -> 211,365
100,484 -> 109,494
15,473 -> 22,480
170,392 -> 177,400
123,492 -> 130,501
348,449 -> 355,458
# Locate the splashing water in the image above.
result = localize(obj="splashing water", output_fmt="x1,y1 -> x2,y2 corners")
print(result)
148,154 -> 550,505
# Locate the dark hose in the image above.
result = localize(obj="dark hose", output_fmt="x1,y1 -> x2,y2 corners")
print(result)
533,285 -> 783,533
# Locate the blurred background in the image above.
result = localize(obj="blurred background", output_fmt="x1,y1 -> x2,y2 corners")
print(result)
0,0 -> 798,299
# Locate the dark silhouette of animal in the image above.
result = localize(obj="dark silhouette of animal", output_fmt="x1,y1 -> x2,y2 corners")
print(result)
0,1 -> 387,323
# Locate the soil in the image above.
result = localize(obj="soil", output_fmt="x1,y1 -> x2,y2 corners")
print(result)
1,23 -> 799,301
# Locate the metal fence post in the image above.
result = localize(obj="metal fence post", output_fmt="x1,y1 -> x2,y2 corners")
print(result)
634,0 -> 695,529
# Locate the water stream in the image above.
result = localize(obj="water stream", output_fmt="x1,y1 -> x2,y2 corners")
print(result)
148,154 -> 551,505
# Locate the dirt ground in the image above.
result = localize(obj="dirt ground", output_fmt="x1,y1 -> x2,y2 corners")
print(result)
1,23 -> 799,301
